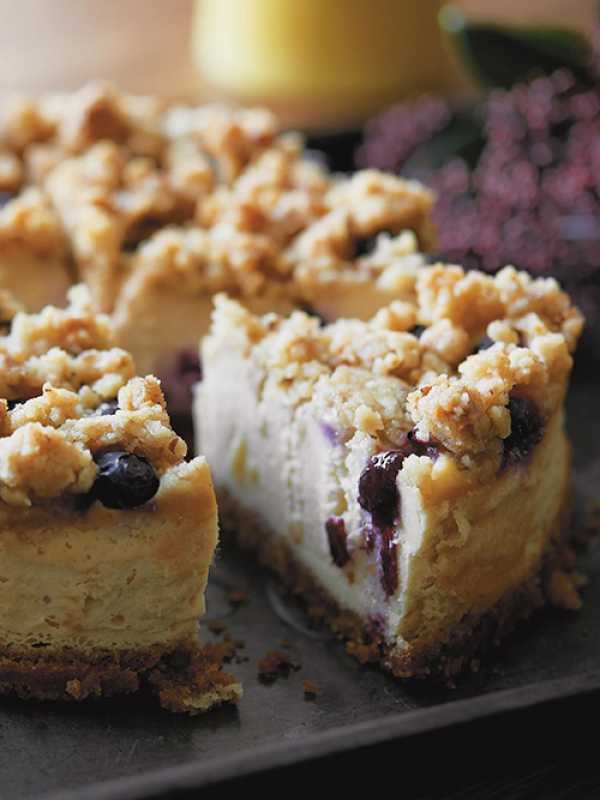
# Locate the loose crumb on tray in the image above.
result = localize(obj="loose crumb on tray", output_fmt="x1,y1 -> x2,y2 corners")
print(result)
303,679 -> 321,698
257,650 -> 301,683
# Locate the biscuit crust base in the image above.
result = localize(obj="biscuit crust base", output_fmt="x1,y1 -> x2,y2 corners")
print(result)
217,483 -> 574,682
0,640 -> 242,714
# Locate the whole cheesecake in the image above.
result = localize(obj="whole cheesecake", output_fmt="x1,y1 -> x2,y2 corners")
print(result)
195,262 -> 584,678
0,287 -> 241,711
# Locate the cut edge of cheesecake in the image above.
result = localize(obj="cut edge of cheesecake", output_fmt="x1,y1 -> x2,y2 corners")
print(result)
216,474 -> 572,681
194,260 -> 585,681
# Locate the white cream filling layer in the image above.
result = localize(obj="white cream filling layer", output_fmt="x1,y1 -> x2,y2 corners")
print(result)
196,344 -> 569,652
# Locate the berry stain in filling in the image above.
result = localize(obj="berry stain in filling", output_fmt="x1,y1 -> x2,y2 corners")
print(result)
357,450 -> 404,596
89,451 -> 159,509
357,438 -> 439,597
358,450 -> 405,527
325,516 -> 350,567
363,524 -> 398,597
502,394 -> 544,468
320,421 -> 340,446
376,526 -> 398,598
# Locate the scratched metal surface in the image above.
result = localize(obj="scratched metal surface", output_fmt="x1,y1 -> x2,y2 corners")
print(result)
0,360 -> 598,800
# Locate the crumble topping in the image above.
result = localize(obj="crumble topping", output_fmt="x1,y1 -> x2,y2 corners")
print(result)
0,188 -> 66,254
0,287 -> 185,506
1,82 -> 164,159
0,83 -> 436,316
208,259 -> 583,473
0,150 -> 22,192
163,103 -> 280,183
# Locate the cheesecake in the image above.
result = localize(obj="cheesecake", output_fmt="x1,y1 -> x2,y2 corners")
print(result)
195,263 -> 584,679
1,83 -> 434,409
0,188 -> 71,312
0,287 -> 241,711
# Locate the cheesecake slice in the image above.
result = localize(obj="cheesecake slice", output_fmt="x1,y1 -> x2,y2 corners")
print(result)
0,287 -> 241,712
195,263 -> 584,679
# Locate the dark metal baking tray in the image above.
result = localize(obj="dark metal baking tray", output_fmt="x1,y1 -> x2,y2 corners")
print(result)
2,361 -> 599,800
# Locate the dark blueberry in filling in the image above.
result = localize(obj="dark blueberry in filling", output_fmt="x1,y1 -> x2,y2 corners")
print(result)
325,516 -> 350,568
6,399 -> 22,411
94,399 -> 119,416
91,451 -> 159,509
358,450 -> 405,527
377,526 -> 398,598
0,191 -> 15,208
409,324 -> 426,339
502,395 -> 544,469
352,228 -> 394,259
473,335 -> 495,353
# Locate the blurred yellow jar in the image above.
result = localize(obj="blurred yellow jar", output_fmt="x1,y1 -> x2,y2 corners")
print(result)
193,0 -> 458,128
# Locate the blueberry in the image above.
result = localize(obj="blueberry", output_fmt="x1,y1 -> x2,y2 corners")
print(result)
502,395 -> 544,468
91,451 -> 159,509
94,399 -> 119,416
325,516 -> 350,567
358,450 -> 405,526
6,399 -> 22,410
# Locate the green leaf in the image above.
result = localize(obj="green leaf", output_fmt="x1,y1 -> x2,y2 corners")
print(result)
402,107 -> 484,178
439,4 -> 592,88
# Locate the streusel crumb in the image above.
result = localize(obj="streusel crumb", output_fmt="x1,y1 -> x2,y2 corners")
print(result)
0,188 -> 66,254
208,258 -> 583,473
0,287 -> 186,505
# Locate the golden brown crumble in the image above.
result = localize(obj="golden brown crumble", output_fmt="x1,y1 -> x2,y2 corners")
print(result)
0,149 -> 22,192
0,188 -> 66,255
1,82 -> 164,158
207,257 -> 583,470
163,103 -> 280,183
0,83 -> 436,316
0,287 -> 185,506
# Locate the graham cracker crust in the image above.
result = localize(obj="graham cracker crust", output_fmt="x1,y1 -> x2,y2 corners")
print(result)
0,640 -> 242,714
217,483 -> 576,682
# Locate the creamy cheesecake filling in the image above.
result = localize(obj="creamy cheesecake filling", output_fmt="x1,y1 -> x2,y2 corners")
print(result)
196,341 -> 569,655
0,458 -> 217,653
